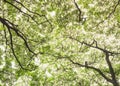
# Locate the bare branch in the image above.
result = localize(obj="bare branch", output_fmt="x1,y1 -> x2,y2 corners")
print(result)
105,52 -> 119,86
73,0 -> 82,22
0,17 -> 35,70
7,25 -> 25,70
68,58 -> 113,83
3,0 -> 39,25
0,17 -> 36,55
3,0 -> 53,31
69,36 -> 120,85
97,0 -> 120,26
14,0 -> 44,17
108,0 -> 120,18
69,36 -> 120,55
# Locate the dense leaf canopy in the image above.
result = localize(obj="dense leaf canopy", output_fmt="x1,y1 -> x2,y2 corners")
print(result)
0,0 -> 120,86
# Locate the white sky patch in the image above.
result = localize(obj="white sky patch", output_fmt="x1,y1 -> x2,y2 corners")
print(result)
21,7 -> 27,13
40,63 -> 49,70
88,4 -> 95,7
1,53 -> 5,60
13,75 -> 31,86
24,50 -> 27,55
0,62 -> 5,69
82,8 -> 88,13
35,0 -> 39,2
0,53 -> 5,69
11,61 -> 16,69
83,14 -> 88,18
118,79 -> 120,84
45,71 -> 52,77
68,22 -> 72,26
38,25 -> 42,28
0,45 -> 5,51
49,11 -> 56,17
16,13 -> 22,20
35,30 -> 45,37
81,26 -> 86,34
34,57 -> 40,66
16,0 -> 20,1
73,68 -> 78,73
38,33 -> 45,37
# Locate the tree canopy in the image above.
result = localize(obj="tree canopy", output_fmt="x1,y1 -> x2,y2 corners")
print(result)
0,0 -> 120,86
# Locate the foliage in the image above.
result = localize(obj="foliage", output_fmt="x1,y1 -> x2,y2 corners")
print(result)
0,0 -> 120,86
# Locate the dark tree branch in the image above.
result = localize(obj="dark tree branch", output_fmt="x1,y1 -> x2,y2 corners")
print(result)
108,0 -> 120,18
3,0 -> 39,25
97,0 -> 120,26
0,17 -> 36,55
3,0 -> 53,31
68,37 -> 120,86
7,25 -> 24,70
69,36 -> 120,55
73,0 -> 82,22
52,53 -> 113,84
68,58 -> 113,83
0,17 -> 36,70
14,0 -> 44,17
105,52 -> 119,86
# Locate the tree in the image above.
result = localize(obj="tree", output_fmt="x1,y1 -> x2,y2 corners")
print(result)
0,0 -> 120,86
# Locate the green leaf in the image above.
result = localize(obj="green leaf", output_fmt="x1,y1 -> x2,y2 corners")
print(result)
0,24 -> 5,31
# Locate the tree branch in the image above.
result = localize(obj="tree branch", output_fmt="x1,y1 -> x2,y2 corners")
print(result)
3,0 -> 53,31
0,17 -> 36,55
105,52 -> 119,86
0,17 -> 35,70
69,36 -> 120,55
97,0 -> 120,26
69,37 -> 120,86
68,58 -> 113,83
73,0 -> 82,22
